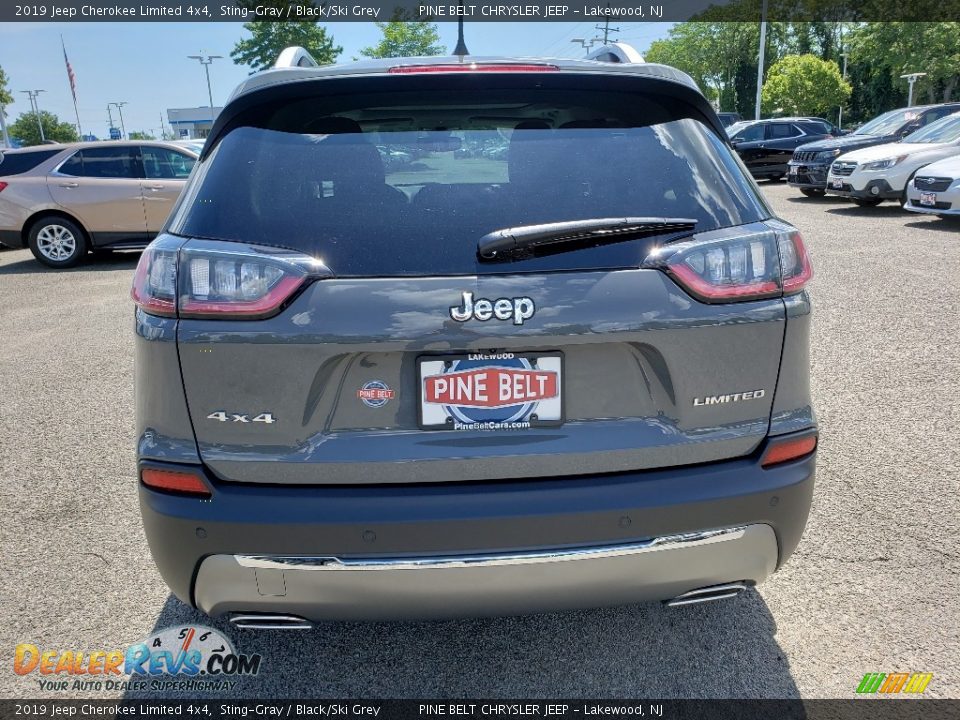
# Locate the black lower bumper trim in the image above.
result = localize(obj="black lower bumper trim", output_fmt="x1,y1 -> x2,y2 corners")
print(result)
139,437 -> 817,607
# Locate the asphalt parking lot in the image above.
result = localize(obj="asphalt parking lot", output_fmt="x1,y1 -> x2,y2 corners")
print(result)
1,183 -> 958,700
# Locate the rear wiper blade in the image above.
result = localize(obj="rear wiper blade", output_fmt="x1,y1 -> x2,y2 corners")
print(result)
477,217 -> 698,261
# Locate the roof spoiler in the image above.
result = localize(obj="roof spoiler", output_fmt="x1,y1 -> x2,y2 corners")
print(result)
585,42 -> 645,64
275,47 -> 319,69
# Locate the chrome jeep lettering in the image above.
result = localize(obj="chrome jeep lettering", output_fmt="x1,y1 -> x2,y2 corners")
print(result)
449,292 -> 536,325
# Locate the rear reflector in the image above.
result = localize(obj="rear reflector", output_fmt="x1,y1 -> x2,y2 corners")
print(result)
130,246 -> 177,317
389,63 -> 559,74
141,467 -> 211,497
0,182 -> 7,193
761,435 -> 817,468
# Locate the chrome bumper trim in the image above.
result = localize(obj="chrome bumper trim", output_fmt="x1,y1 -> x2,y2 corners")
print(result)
234,526 -> 746,572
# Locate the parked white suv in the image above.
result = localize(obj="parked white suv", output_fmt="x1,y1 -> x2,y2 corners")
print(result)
825,112 -> 960,206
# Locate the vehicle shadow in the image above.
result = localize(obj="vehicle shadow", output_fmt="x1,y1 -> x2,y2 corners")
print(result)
784,195 -> 836,204
123,590 -> 800,699
904,219 -> 960,233
825,204 -> 911,218
0,251 -> 140,275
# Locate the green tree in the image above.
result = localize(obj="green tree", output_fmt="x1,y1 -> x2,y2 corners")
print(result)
850,23 -> 960,104
359,21 -> 445,59
9,111 -> 79,146
761,54 -> 851,117
0,64 -> 13,107
129,131 -> 156,140
645,21 -> 791,116
231,1 -> 342,73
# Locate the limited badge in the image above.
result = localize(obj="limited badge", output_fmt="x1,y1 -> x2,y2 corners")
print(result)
357,380 -> 395,408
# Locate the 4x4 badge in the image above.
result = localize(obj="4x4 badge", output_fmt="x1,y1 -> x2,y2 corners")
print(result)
449,292 -> 535,325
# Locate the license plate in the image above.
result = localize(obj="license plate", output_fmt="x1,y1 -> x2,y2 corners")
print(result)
418,352 -> 563,430
831,180 -> 844,189
920,191 -> 937,206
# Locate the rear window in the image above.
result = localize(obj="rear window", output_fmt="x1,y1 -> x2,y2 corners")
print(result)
173,88 -> 768,276
0,149 -> 61,176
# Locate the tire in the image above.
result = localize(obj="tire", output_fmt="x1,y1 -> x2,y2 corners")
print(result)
800,188 -> 826,197
852,198 -> 883,207
28,217 -> 88,269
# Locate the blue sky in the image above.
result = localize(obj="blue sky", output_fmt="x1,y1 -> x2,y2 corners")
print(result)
0,21 -> 673,139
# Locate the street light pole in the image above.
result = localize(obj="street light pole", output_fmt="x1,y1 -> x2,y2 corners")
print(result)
21,90 -> 47,141
900,72 -> 927,107
839,51 -> 849,128
754,0 -> 768,120
188,54 -> 222,134
109,102 -> 128,139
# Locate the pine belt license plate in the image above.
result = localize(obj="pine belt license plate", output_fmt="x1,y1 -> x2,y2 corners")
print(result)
920,191 -> 937,206
418,352 -> 564,430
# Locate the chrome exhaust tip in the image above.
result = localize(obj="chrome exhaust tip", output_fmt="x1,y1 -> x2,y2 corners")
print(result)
664,581 -> 749,608
229,613 -> 313,630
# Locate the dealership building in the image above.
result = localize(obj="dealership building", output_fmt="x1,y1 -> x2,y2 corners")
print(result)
166,106 -> 223,139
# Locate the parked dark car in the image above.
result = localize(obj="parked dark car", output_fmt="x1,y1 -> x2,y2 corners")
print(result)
788,103 -> 960,196
717,112 -> 742,128
132,53 -> 816,625
727,118 -> 841,181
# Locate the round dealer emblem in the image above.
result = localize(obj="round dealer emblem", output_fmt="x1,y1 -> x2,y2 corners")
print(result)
357,380 -> 395,408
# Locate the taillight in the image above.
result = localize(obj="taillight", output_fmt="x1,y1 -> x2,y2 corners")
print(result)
645,221 -> 813,303
0,182 -> 8,193
178,251 -> 305,319
389,63 -> 559,74
131,246 -> 177,317
141,466 -> 211,498
131,238 -> 326,320
761,433 -> 818,468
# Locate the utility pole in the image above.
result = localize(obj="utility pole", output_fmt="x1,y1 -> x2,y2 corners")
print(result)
188,53 -> 222,131
106,104 -> 115,138
838,51 -> 849,128
900,72 -> 927,107
159,111 -> 167,140
21,90 -> 46,141
754,0 -> 768,120
596,5 -> 619,44
109,102 -> 127,139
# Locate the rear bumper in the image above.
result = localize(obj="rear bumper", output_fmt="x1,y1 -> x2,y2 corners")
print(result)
198,525 -> 776,621
139,437 -> 816,620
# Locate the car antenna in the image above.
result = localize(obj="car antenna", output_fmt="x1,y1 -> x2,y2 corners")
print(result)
453,1 -> 470,59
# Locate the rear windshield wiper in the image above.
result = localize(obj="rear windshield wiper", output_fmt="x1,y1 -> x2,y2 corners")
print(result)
477,217 -> 698,261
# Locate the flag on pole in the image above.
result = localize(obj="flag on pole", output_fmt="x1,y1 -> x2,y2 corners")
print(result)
61,36 -> 83,138
63,44 -> 77,102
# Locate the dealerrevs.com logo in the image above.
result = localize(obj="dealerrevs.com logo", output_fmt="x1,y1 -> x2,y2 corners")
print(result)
13,625 -> 262,692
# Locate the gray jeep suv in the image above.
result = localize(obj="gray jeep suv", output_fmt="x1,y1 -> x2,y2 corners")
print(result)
132,55 -> 816,627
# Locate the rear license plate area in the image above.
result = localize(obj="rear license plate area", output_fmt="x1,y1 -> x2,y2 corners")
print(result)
418,352 -> 564,430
